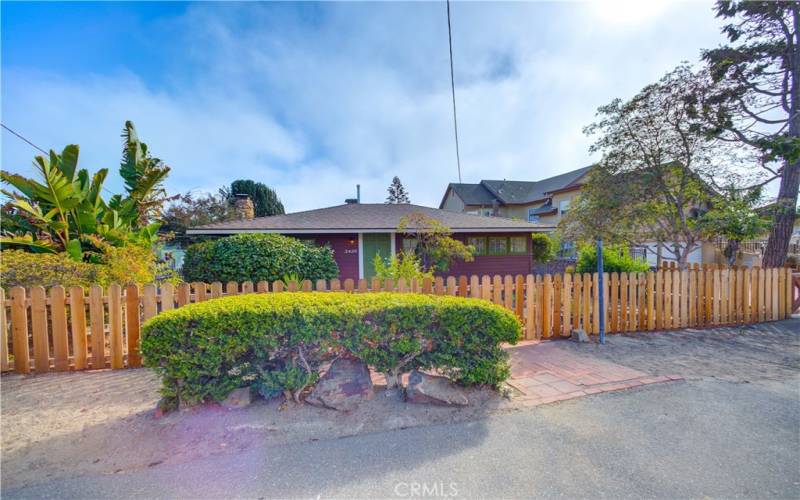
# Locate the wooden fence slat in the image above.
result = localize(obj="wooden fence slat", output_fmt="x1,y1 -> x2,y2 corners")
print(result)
358,279 -> 368,293
194,282 -> 207,302
592,273 -> 600,334
712,270 -> 721,325
256,281 -> 268,293
10,287 -> 30,373
225,281 -> 238,296
688,270 -> 697,327
778,269 -> 785,319
470,276 -> 480,298
627,272 -> 637,332
646,272 -> 655,331
434,277 -> 445,295
481,276 -> 492,302
679,270 -> 689,328
373,277 -> 383,292
161,283 -> 175,311
572,273 -> 582,332
671,270 -> 680,330
582,273 -> 591,333
542,275 -> 552,338
396,278 -> 407,293
516,275 -> 525,322
109,284 -> 124,369
68,287 -> 88,370
553,274 -> 563,336
316,279 -> 327,291
31,286 -> 50,373
785,268 -> 793,319
329,279 -> 340,291
757,268 -> 765,322
210,282 -> 223,299
384,278 -> 394,291
127,284 -> 143,368
525,274 -> 535,339
0,289 -> 8,371
344,279 -> 354,292
89,285 -> 106,370
447,276 -> 457,296
619,273 -> 628,332
50,286 -> 69,371
610,273 -> 619,332
637,273 -> 646,331
502,275 -> 513,310
664,271 -> 673,329
177,283 -> 190,307
492,275 -> 503,305
562,273 -> 572,336
771,268 -> 779,321
458,276 -> 468,297
142,284 -> 158,321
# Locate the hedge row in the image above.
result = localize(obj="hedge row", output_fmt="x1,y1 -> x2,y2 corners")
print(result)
182,233 -> 339,284
141,292 -> 522,407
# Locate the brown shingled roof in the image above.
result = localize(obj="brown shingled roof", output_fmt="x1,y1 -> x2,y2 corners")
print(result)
187,203 -> 552,234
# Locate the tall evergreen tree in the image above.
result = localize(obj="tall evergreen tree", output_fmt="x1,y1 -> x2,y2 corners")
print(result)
223,179 -> 285,217
385,176 -> 411,204
701,0 -> 799,266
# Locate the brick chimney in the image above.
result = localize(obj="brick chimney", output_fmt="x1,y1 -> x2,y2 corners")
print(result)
234,194 -> 255,220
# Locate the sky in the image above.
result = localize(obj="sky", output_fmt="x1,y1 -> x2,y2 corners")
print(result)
1,1 -> 728,212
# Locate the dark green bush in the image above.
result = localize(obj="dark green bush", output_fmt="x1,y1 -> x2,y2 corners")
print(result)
530,233 -> 556,263
141,292 -> 521,406
182,234 -> 338,283
575,243 -> 649,273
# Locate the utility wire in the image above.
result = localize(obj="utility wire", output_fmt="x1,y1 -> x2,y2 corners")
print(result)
1,123 -> 48,155
446,0 -> 463,183
1,122 -> 116,195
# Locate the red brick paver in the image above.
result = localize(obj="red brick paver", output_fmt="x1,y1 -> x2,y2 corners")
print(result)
505,340 -> 681,407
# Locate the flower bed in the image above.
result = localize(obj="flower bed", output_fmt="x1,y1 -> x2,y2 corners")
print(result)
140,292 -> 522,408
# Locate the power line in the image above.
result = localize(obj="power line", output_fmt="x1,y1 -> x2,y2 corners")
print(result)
446,0 -> 463,184
1,123 -> 48,155
1,122 -> 116,195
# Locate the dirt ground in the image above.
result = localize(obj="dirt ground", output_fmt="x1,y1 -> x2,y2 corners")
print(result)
0,369 -> 513,490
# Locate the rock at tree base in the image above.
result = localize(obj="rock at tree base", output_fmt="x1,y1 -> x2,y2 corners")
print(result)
571,329 -> 590,343
221,387 -> 251,409
405,370 -> 469,406
306,358 -> 374,411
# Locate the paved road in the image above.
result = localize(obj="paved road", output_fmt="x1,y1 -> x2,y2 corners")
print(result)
7,376 -> 798,499
6,320 -> 799,499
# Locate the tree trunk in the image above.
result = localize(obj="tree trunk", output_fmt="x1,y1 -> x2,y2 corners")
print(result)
763,6 -> 800,267
724,239 -> 740,267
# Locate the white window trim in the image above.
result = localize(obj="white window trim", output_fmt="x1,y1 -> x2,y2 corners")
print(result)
357,233 -> 364,280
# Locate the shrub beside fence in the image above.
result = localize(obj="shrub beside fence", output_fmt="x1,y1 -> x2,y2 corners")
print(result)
1,267 -> 796,374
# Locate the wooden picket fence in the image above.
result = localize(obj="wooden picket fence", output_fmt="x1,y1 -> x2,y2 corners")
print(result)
1,267 -> 795,375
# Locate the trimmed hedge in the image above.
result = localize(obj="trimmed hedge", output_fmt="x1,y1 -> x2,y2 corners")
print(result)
182,233 -> 338,283
141,292 -> 521,406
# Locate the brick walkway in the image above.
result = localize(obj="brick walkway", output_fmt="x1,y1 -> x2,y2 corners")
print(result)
505,340 -> 681,406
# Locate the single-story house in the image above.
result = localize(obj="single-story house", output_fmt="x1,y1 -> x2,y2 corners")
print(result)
187,202 -> 553,281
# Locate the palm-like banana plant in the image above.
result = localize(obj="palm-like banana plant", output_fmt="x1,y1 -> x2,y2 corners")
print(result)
119,120 -> 171,226
1,131 -> 163,261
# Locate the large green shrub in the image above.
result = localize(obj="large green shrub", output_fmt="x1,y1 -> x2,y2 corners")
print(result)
141,292 -> 521,406
530,233 -> 556,263
182,234 -> 338,283
575,243 -> 649,273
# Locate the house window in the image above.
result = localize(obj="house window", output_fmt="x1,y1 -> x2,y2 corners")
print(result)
509,236 -> 527,254
467,237 -> 487,255
527,208 -> 539,222
488,237 -> 508,255
559,199 -> 570,215
402,237 -> 418,253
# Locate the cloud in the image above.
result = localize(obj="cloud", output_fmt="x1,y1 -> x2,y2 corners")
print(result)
2,1 -> 725,211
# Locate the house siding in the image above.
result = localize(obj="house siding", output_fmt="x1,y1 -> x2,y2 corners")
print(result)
303,233 -> 360,281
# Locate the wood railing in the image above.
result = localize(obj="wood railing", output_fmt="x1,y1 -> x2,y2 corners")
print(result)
1,267 -> 794,375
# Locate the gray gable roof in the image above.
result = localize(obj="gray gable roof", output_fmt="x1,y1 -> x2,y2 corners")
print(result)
441,165 -> 592,207
187,203 -> 552,234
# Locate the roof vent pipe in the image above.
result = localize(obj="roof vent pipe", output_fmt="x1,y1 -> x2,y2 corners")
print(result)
357,184 -> 361,203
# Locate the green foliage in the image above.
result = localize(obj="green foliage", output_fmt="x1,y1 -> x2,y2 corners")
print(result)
697,188 -> 770,242
398,212 -> 474,272
0,122 -> 166,261
141,292 -> 521,406
373,251 -> 433,282
0,250 -> 101,289
159,192 -> 238,244
575,244 -> 649,274
182,233 -> 338,283
0,243 -> 172,289
530,233 -> 556,263
223,180 -> 285,217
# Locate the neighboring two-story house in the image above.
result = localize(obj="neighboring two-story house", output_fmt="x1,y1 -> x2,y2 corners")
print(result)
438,166 -> 591,225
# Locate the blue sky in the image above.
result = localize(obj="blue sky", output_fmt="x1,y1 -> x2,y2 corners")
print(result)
2,1 -> 727,211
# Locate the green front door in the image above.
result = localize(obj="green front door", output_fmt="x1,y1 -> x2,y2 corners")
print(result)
362,233 -> 392,280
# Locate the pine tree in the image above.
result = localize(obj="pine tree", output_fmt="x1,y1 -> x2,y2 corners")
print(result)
385,176 -> 411,204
